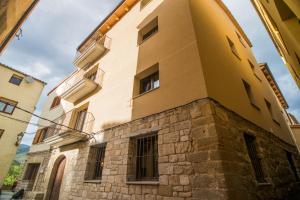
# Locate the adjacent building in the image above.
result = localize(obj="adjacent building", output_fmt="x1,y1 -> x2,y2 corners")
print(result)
21,0 -> 300,199
0,0 -> 39,54
0,63 -> 45,190
251,0 -> 300,88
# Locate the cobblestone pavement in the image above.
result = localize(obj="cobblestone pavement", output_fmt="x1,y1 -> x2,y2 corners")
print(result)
0,191 -> 13,200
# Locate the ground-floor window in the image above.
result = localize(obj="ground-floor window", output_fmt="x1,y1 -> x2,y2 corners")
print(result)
85,143 -> 106,180
23,163 -> 40,181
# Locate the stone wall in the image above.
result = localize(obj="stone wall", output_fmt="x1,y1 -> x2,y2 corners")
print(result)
23,98 -> 300,200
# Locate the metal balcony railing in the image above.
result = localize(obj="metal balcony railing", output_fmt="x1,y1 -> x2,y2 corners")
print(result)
43,109 -> 95,140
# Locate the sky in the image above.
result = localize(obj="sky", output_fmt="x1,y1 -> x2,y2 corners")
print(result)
0,0 -> 299,145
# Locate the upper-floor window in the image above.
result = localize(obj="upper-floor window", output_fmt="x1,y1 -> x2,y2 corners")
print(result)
85,143 -> 106,181
274,0 -> 296,21
242,80 -> 260,110
0,98 -> 17,114
9,74 -> 23,86
0,129 -> 4,139
244,134 -> 266,183
236,32 -> 246,48
227,36 -> 240,59
140,0 -> 152,10
295,52 -> 300,66
264,99 -> 280,126
130,133 -> 158,181
32,128 -> 49,144
23,163 -> 40,181
140,72 -> 159,94
248,60 -> 261,81
50,96 -> 61,110
138,17 -> 158,45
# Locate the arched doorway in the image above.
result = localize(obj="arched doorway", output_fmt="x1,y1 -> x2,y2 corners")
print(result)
46,156 -> 66,200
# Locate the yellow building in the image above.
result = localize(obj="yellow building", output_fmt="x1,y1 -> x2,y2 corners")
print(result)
0,0 -> 39,54
251,0 -> 300,88
21,0 -> 300,199
0,63 -> 45,189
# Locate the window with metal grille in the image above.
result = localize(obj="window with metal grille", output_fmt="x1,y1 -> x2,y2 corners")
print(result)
85,144 -> 106,180
0,129 -> 4,139
244,134 -> 266,183
140,72 -> 159,94
0,98 -> 17,114
286,151 -> 299,181
134,133 -> 158,181
23,163 -> 40,181
9,74 -> 23,86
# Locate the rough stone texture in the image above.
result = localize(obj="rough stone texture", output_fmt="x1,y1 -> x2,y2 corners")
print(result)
22,98 -> 300,200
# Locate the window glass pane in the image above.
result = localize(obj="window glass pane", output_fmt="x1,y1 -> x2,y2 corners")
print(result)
5,104 -> 15,114
153,79 -> 159,89
0,102 -> 5,111
9,75 -> 22,85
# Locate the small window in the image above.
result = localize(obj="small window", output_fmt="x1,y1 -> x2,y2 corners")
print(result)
138,17 -> 158,44
33,128 -> 49,144
50,96 -> 61,110
9,75 -> 23,86
242,80 -> 260,110
248,60 -> 261,81
236,32 -> 246,48
227,37 -> 240,59
244,134 -> 266,183
140,72 -> 159,94
129,133 -> 158,181
295,52 -> 300,66
0,98 -> 17,114
140,0 -> 152,10
0,129 -> 4,138
85,144 -> 106,180
23,163 -> 40,181
286,151 -> 299,181
265,99 -> 280,126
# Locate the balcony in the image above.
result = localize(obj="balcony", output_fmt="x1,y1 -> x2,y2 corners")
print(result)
43,109 -> 94,147
60,67 -> 104,103
74,35 -> 111,68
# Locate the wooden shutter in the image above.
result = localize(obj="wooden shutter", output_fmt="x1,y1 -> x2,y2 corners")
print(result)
32,129 -> 42,145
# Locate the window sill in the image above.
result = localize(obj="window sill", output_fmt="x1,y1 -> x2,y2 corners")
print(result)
251,103 -> 261,111
84,180 -> 102,184
133,87 -> 159,99
126,181 -> 159,185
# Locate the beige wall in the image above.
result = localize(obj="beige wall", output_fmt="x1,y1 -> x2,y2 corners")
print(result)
0,64 -> 44,186
0,0 -> 37,53
252,0 -> 300,88
36,0 -> 294,153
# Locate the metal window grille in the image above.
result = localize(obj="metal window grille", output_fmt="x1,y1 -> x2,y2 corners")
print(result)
135,133 -> 158,181
86,144 -> 106,180
23,163 -> 40,181
286,151 -> 299,181
244,134 -> 266,183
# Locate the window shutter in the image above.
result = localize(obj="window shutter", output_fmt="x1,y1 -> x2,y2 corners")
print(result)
32,129 -> 42,145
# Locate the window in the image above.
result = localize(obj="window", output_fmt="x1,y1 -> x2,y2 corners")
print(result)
265,99 -> 280,126
227,36 -> 240,59
274,0 -> 296,21
50,96 -> 61,109
9,75 -> 23,86
296,52 -> 300,66
23,163 -> 40,181
130,133 -> 158,181
74,109 -> 88,132
248,60 -> 261,81
85,144 -> 106,180
286,151 -> 299,181
244,134 -> 266,183
0,129 -> 4,138
32,128 -> 49,144
140,0 -> 152,10
236,32 -> 246,48
140,72 -> 159,94
0,98 -> 17,114
138,17 -> 158,44
242,80 -> 260,110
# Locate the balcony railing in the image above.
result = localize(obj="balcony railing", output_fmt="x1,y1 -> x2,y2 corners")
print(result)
60,67 -> 104,103
74,35 -> 111,68
43,109 -> 95,147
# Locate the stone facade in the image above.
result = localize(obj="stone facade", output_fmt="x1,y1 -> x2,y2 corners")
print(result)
22,98 -> 300,200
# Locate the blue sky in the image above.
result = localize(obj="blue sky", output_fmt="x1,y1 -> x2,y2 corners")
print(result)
0,0 -> 299,145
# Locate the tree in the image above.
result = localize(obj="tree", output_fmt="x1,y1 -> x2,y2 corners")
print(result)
3,164 -> 23,186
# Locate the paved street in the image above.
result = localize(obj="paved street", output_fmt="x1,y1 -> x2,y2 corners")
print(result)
0,191 -> 13,200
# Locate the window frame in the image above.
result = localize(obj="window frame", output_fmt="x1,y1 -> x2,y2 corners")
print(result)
85,143 -> 107,181
264,99 -> 280,126
0,98 -> 18,115
23,163 -> 40,181
50,96 -> 61,110
248,60 -> 262,81
139,71 -> 159,94
9,74 -> 23,86
0,129 -> 4,138
227,36 -> 241,60
242,80 -> 260,111
138,17 -> 158,45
